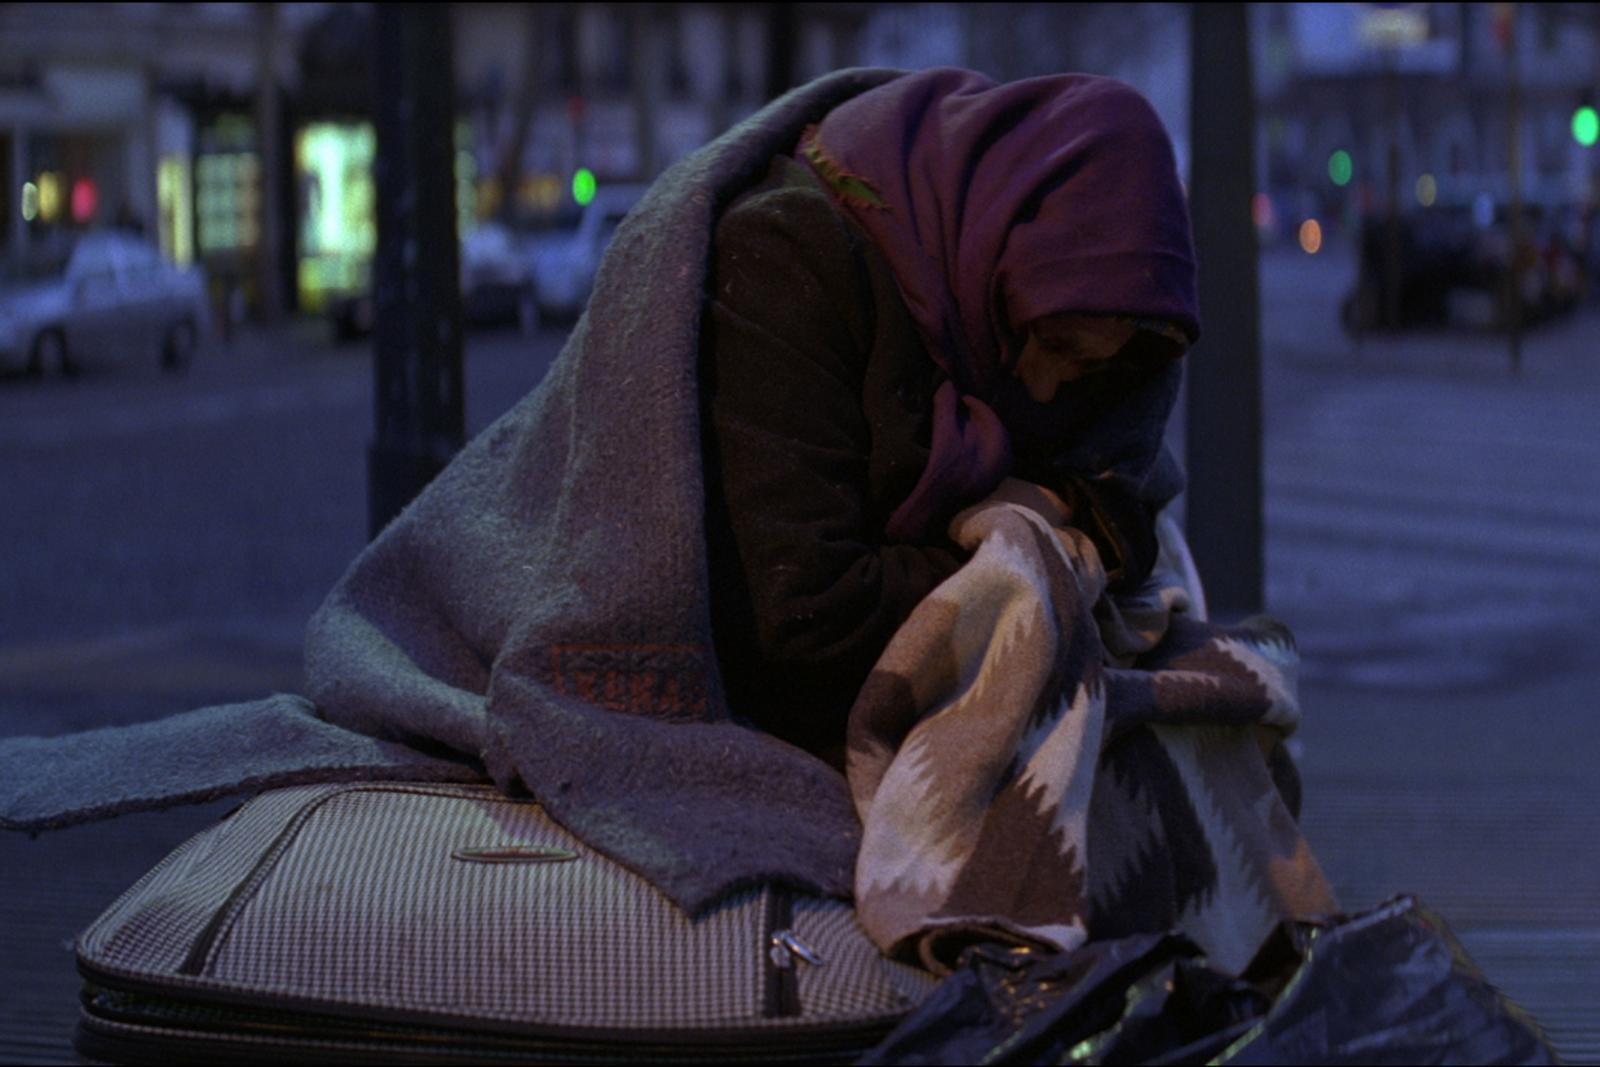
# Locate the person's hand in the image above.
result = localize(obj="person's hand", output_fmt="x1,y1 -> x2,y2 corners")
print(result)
951,477 -> 1108,603
979,477 -> 1073,526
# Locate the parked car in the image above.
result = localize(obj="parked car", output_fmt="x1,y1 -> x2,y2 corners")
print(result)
528,184 -> 648,319
461,223 -> 540,333
329,222 -> 540,343
1342,198 -> 1585,333
0,231 -> 208,377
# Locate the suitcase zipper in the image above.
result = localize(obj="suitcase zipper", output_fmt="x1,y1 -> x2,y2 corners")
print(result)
80,978 -> 905,1064
762,886 -> 825,1019
178,783 -> 489,976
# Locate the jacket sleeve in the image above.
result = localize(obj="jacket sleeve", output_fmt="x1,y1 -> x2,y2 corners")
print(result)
701,171 -> 964,746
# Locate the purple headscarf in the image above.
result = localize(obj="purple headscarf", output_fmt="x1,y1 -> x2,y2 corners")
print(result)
797,68 -> 1198,541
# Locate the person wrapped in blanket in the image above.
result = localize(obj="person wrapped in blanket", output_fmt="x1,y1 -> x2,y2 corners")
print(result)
700,68 -> 1329,969
704,68 -> 1200,766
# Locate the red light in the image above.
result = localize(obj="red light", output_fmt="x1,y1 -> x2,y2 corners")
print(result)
1251,192 -> 1275,231
1492,2 -> 1514,49
1298,218 -> 1323,255
70,178 -> 98,223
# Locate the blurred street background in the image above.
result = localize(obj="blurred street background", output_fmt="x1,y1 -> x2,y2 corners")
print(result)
2,2 -> 1598,1062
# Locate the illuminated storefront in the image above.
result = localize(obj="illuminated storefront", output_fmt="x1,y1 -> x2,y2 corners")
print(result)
293,119 -> 480,312
195,114 -> 260,258
294,121 -> 376,312
184,111 -> 265,319
156,155 -> 194,268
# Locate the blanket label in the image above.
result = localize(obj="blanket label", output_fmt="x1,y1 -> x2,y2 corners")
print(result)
546,643 -> 711,720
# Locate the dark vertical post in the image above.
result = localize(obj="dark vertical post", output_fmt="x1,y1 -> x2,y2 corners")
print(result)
714,6 -> 740,135
1186,2 -> 1264,619
1506,5 -> 1524,373
631,4 -> 659,180
765,2 -> 798,103
368,4 -> 465,539
7,124 -> 26,268
254,0 -> 283,323
495,5 -> 544,225
1384,51 -> 1403,330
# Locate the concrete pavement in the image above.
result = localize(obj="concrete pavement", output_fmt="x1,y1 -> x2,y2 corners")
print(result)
1260,241 -> 1600,1061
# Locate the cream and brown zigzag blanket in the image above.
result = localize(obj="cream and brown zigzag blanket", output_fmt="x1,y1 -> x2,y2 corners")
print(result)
847,484 -> 1338,975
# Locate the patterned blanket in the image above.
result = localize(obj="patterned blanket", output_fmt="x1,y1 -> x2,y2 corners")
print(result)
847,486 -> 1337,975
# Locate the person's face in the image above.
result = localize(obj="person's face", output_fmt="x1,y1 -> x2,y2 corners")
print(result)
1013,313 -> 1186,404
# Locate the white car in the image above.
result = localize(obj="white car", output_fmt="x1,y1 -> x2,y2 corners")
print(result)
460,223 -> 540,333
528,184 -> 647,318
0,231 -> 209,378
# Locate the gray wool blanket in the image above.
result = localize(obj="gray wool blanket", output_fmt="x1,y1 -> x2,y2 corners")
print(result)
1,68 -> 909,916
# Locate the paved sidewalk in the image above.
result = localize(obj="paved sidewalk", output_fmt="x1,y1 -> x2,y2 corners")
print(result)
1294,675 -> 1599,1062
0,806 -> 233,1064
1258,242 -> 1600,1061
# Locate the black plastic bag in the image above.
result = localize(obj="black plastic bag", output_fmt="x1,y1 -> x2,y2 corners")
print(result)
859,896 -> 1560,1065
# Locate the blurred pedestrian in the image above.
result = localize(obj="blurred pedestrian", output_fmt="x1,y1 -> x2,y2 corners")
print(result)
113,200 -> 146,236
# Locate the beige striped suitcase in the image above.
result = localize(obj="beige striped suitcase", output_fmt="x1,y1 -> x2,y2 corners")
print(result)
74,781 -> 936,1064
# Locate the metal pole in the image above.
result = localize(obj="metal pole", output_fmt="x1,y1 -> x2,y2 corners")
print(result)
1186,2 -> 1264,619
765,2 -> 798,103
8,125 -> 26,268
713,6 -> 739,135
254,0 -> 283,323
494,5 -> 543,225
1507,4 -> 1524,374
368,4 -> 465,539
1384,49 -> 1403,330
631,5 -> 659,180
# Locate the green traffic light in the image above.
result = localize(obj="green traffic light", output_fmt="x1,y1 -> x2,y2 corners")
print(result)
1328,149 -> 1353,187
1574,106 -> 1599,147
572,168 -> 597,206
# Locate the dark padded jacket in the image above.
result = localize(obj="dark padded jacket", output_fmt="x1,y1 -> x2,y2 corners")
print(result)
700,157 -> 1175,766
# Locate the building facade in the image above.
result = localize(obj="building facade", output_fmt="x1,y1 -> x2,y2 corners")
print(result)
0,2 -> 329,322
0,2 -> 867,318
1257,3 -> 1600,240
